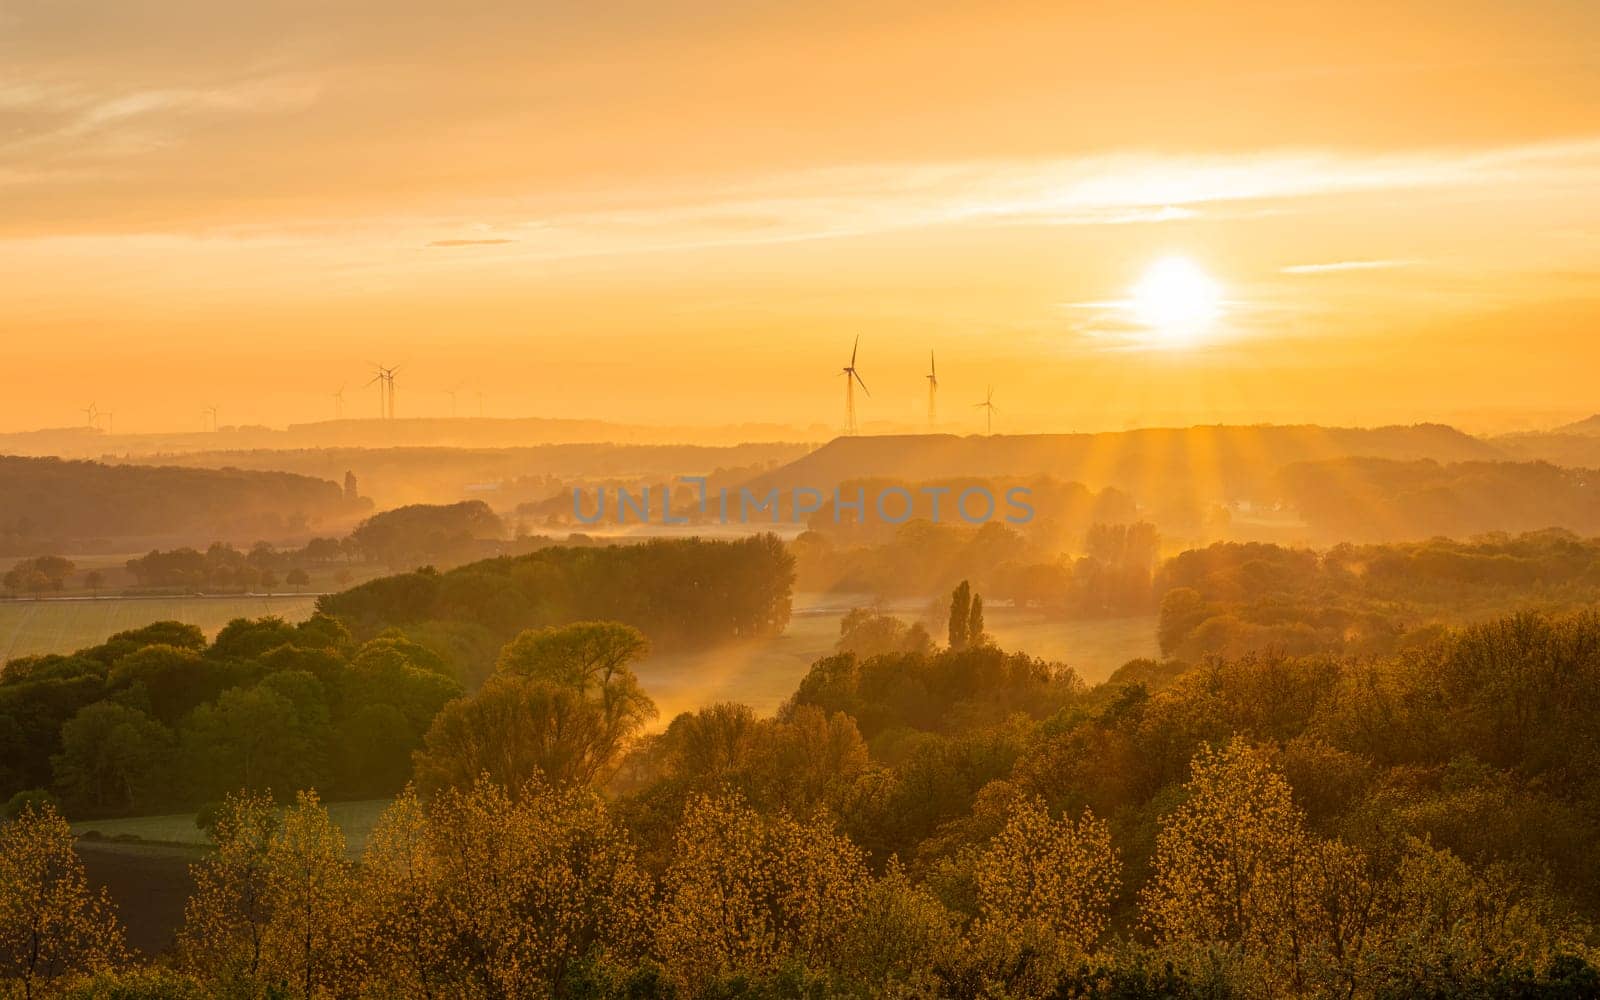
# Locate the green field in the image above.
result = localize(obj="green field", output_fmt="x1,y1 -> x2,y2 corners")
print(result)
73,799 -> 391,857
0,595 -> 321,662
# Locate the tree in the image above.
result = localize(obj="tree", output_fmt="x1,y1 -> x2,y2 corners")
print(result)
968,593 -> 986,648
949,580 -> 972,650
836,607 -> 933,659
258,570 -> 278,594
83,571 -> 104,597
414,676 -> 623,792
496,622 -> 655,737
179,791 -> 279,989
655,792 -> 869,991
261,791 -> 361,999
357,788 -> 448,998
1140,737 -> 1379,995
0,803 -> 126,997
182,686 -> 320,799
51,702 -> 173,814
285,568 -> 310,593
4,556 -> 76,595
106,644 -> 222,727
838,861 -> 958,994
415,623 -> 657,794
972,796 -> 1120,966
408,777 -> 649,996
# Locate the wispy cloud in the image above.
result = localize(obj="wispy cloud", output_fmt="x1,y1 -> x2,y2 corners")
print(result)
1281,259 -> 1414,274
427,238 -> 517,248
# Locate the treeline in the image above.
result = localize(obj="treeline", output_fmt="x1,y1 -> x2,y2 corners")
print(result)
9,604 -> 1600,996
120,500 -> 504,590
0,455 -> 370,553
318,534 -> 794,683
1157,528 -> 1600,660
1280,457 -> 1600,541
0,616 -> 461,816
124,540 -> 350,590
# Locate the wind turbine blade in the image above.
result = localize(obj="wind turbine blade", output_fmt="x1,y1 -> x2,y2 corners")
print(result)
930,351 -> 936,377
853,371 -> 870,396
850,335 -> 859,367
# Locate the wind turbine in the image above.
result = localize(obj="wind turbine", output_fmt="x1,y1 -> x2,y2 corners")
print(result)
333,383 -> 346,420
975,386 -> 998,436
840,336 -> 870,435
926,351 -> 939,427
445,382 -> 463,418
367,364 -> 399,419
203,404 -> 219,432
80,402 -> 97,430
385,365 -> 402,419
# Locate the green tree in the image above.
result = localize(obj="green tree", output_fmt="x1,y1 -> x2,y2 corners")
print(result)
415,622 -> 658,794
182,686 -> 318,799
51,702 -> 174,814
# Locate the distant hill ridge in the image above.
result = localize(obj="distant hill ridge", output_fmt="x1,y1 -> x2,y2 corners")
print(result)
741,423 -> 1501,498
1553,414 -> 1600,436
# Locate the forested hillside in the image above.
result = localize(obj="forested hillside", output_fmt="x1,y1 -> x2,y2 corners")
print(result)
318,534 -> 795,682
0,455 -> 368,552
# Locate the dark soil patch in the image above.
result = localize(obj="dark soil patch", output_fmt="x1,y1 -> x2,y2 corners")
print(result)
77,839 -> 203,957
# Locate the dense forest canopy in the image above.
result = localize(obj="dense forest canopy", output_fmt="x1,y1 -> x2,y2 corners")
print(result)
318,534 -> 795,683
0,615 -> 459,815
5,593 -> 1600,996
1157,529 -> 1600,660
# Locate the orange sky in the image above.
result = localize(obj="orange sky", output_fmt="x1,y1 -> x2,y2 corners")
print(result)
2,1 -> 1598,434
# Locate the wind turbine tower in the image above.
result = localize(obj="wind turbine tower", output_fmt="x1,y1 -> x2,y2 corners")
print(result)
81,402 -> 97,430
926,351 -> 939,427
840,336 -> 870,435
975,386 -> 998,436
385,366 -> 400,419
368,364 -> 399,419
333,383 -> 346,420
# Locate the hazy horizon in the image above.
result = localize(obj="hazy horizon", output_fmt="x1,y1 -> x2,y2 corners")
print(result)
3,1 -> 1597,434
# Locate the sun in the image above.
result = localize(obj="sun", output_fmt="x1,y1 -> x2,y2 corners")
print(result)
1128,255 -> 1222,346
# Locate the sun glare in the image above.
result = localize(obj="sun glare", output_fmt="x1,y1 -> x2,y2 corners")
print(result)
1129,255 -> 1222,346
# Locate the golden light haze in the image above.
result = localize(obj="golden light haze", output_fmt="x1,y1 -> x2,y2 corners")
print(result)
2,1 -> 1598,433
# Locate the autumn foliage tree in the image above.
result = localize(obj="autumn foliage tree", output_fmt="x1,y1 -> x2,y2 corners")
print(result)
654,792 -> 870,991
969,795 -> 1121,977
0,804 -> 125,999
